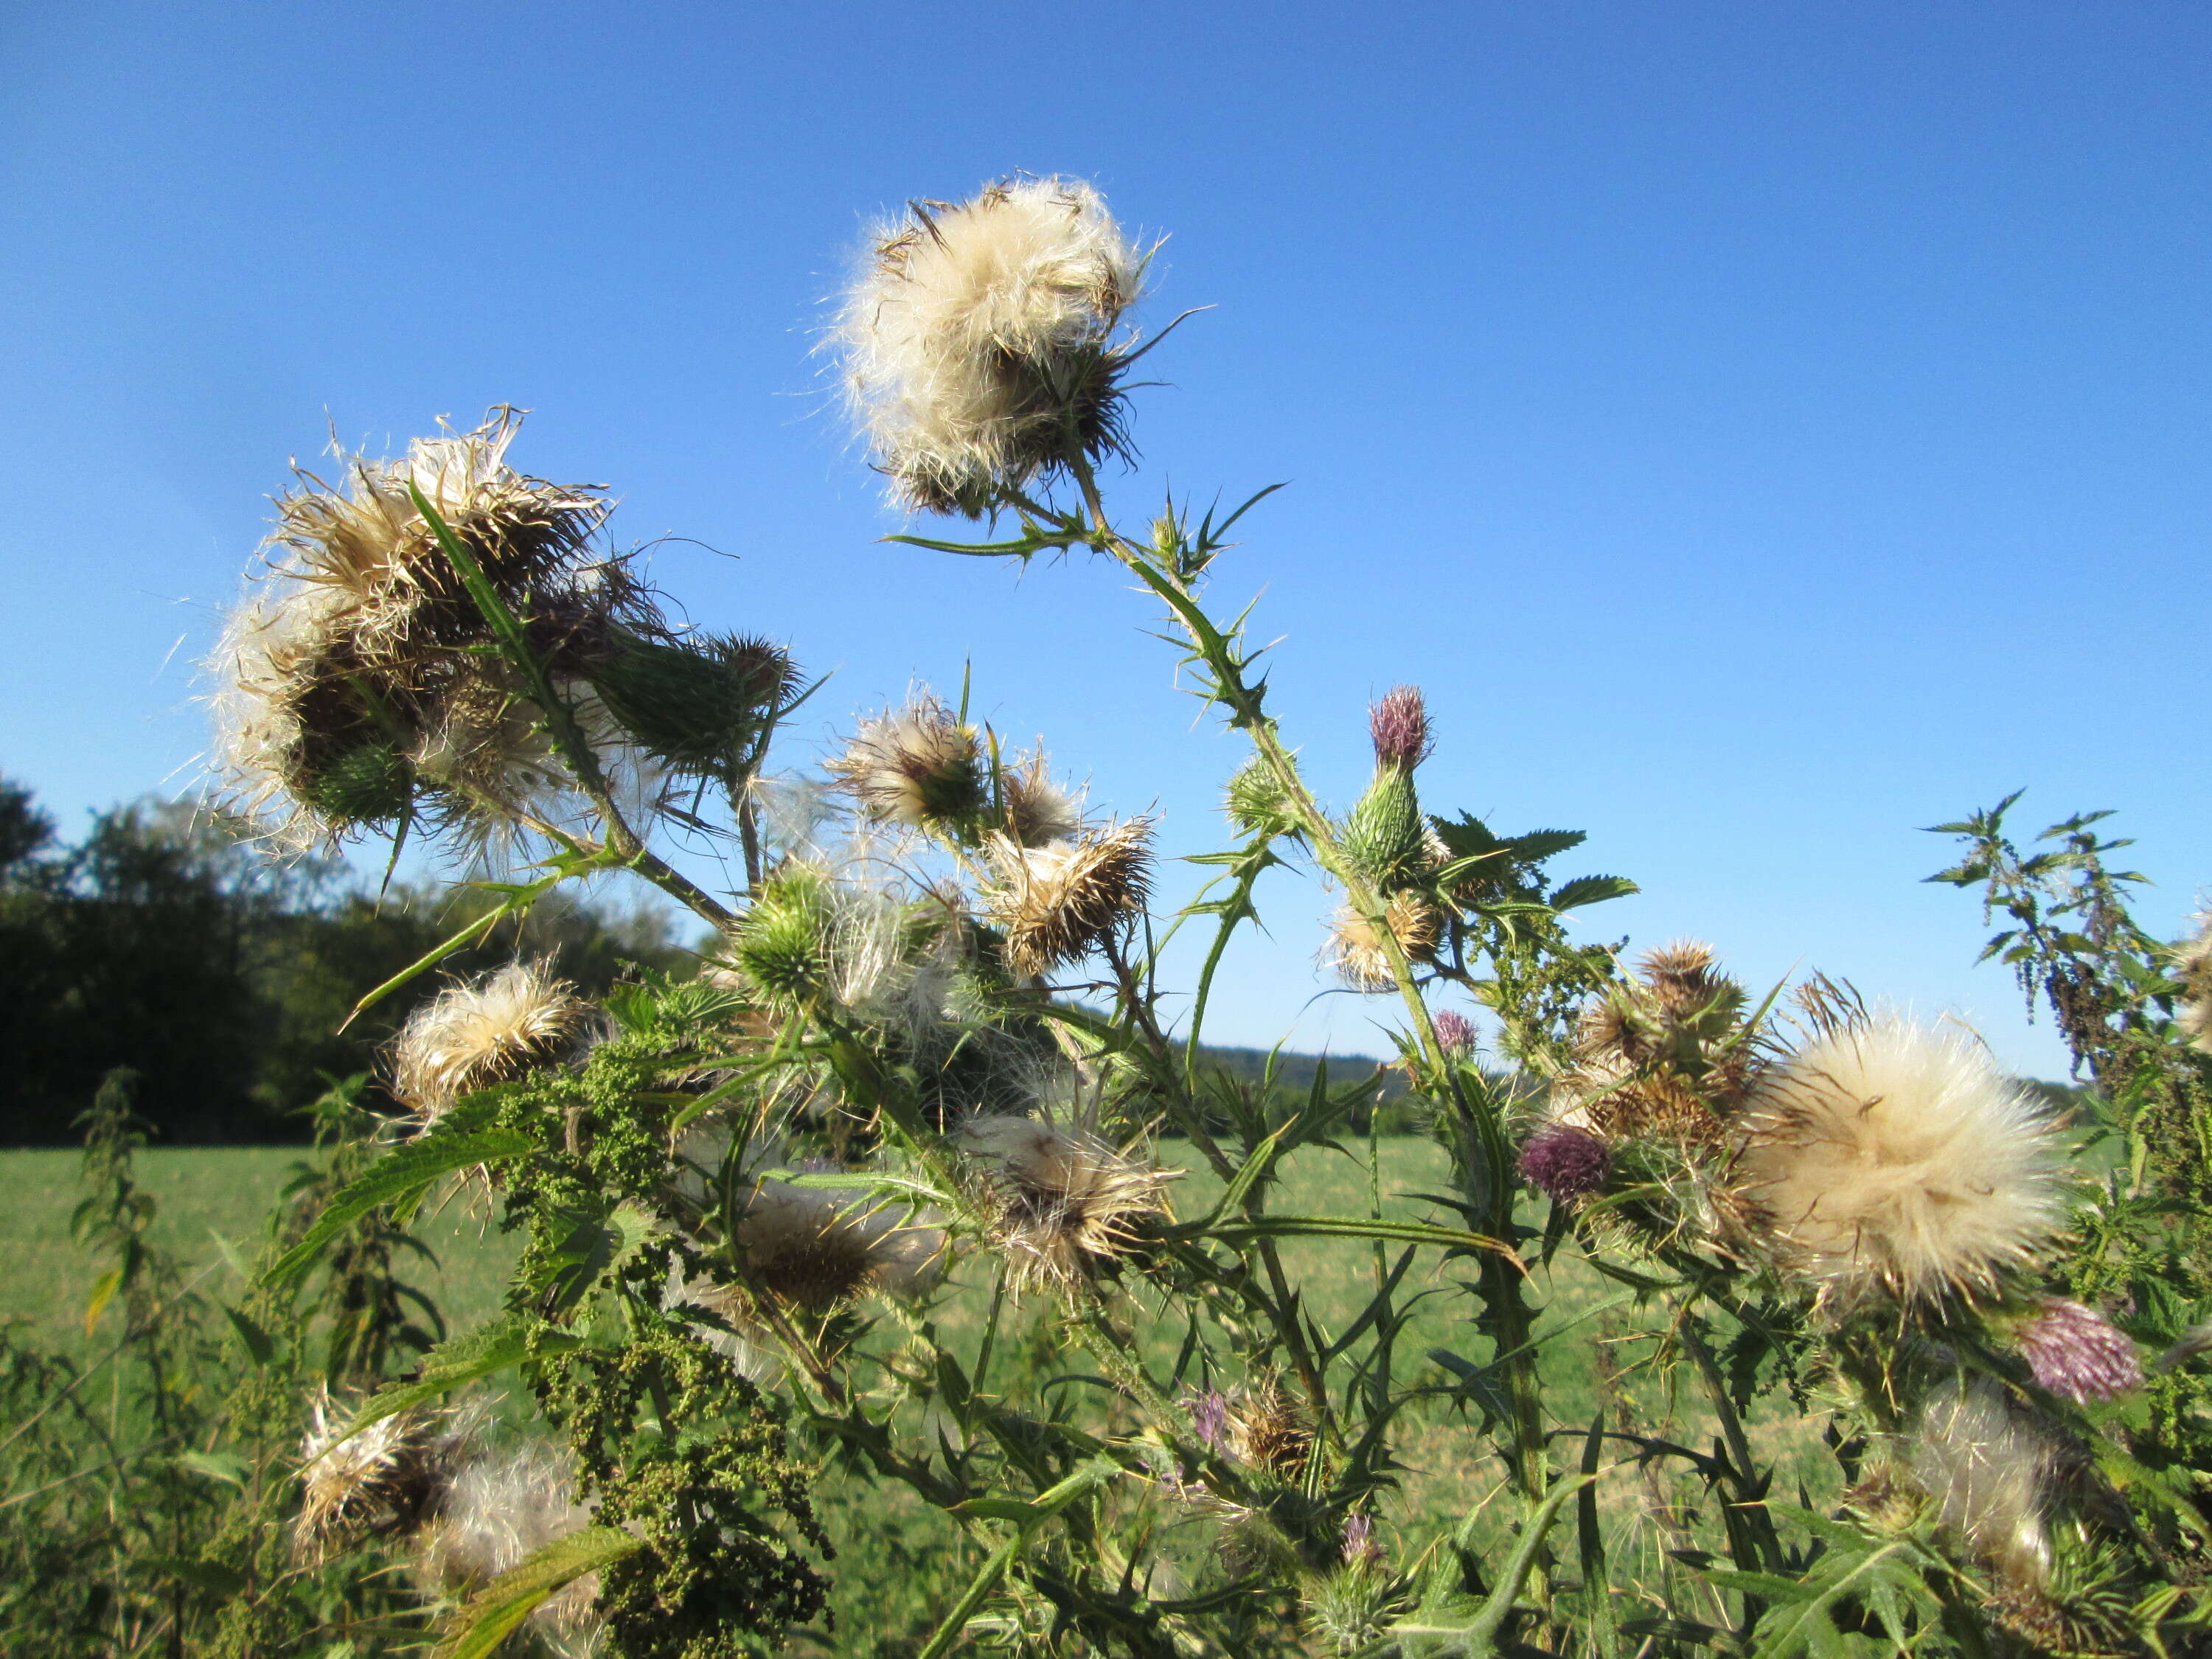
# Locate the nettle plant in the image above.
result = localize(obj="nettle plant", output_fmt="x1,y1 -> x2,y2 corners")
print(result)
205,178 -> 2212,1658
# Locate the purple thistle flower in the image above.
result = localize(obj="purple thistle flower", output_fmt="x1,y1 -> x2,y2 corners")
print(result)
1340,1512 -> 1382,1567
2016,1298 -> 2142,1404
1433,1009 -> 1477,1058
1368,686 -> 1433,772
1187,1388 -> 1230,1451
1517,1124 -> 1610,1203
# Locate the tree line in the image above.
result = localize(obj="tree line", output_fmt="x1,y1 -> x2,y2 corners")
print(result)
0,776 -> 695,1145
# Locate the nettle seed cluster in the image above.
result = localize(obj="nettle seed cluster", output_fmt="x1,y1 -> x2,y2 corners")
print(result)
203,174 -> 2210,1659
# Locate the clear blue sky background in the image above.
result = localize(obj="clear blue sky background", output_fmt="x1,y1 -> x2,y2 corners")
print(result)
4,1 -> 2206,1077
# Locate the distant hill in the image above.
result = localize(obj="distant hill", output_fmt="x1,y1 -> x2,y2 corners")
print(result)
1195,1043 -> 1409,1100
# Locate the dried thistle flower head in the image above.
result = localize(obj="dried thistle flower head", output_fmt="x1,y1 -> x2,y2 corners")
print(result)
294,1388 -> 441,1557
1225,1382 -> 1316,1479
982,818 -> 1153,978
269,408 -> 608,638
829,695 -> 987,830
958,1110 -> 1174,1290
1517,1122 -> 1612,1202
1560,941 -> 1765,1139
2174,914 -> 2212,1054
1735,1018 -> 2073,1304
1001,751 -> 1084,846
389,959 -> 588,1124
1367,686 -> 1433,772
414,1440 -> 601,1658
1324,894 -> 1439,992
2014,1298 -> 2143,1404
1908,1377 -> 2054,1592
835,177 -> 1146,516
730,1179 -> 943,1312
206,410 -> 640,852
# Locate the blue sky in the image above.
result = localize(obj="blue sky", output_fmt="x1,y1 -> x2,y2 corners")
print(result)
4,1 -> 2207,1076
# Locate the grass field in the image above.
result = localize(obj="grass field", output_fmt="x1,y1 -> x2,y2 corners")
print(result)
1,1138 -> 1832,1655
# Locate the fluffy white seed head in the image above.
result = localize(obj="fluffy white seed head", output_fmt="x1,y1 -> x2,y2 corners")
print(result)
2174,914 -> 2212,1054
1001,751 -> 1085,847
828,695 -> 987,830
1908,1378 -> 2054,1590
730,1178 -> 946,1312
1322,894 -> 1439,992
414,1440 -> 601,1658
959,1109 -> 1174,1290
389,959 -> 588,1124
835,178 -> 1145,515
1735,1018 -> 2073,1304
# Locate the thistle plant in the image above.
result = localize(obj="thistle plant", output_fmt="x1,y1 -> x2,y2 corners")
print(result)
187,178 -> 2212,1659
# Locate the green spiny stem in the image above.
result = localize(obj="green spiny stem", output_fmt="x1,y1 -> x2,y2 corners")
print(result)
1060,459 -> 1550,1496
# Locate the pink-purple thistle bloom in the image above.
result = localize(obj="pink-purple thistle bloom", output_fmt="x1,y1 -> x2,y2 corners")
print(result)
2016,1298 -> 2142,1404
1368,686 -> 1433,772
1340,1512 -> 1382,1566
1518,1124 -> 1610,1203
1432,1009 -> 1477,1058
1188,1388 -> 1231,1451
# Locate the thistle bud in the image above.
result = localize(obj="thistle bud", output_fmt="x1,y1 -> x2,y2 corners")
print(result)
1340,769 -> 1426,891
1367,686 -> 1432,772
728,869 -> 835,1007
1225,757 -> 1301,841
588,631 -> 797,779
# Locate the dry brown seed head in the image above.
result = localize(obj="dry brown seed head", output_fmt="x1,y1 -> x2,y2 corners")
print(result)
958,1112 -> 1173,1290
983,818 -> 1153,978
388,959 -> 588,1124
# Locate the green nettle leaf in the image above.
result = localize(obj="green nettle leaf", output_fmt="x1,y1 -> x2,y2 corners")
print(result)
433,1526 -> 645,1659
261,1126 -> 541,1288
349,1316 -> 587,1432
532,1202 -> 660,1315
220,1304 -> 276,1366
1549,874 -> 1638,911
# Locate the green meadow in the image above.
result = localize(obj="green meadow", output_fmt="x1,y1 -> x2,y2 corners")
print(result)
0,1140 -> 1831,1655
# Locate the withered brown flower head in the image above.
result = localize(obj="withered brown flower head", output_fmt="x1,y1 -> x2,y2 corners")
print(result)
958,1112 -> 1174,1290
388,959 -> 588,1125
206,409 -> 641,852
982,817 -> 1153,978
1324,892 -> 1439,992
293,1387 -> 442,1559
1226,1382 -> 1317,1480
829,695 -> 987,830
